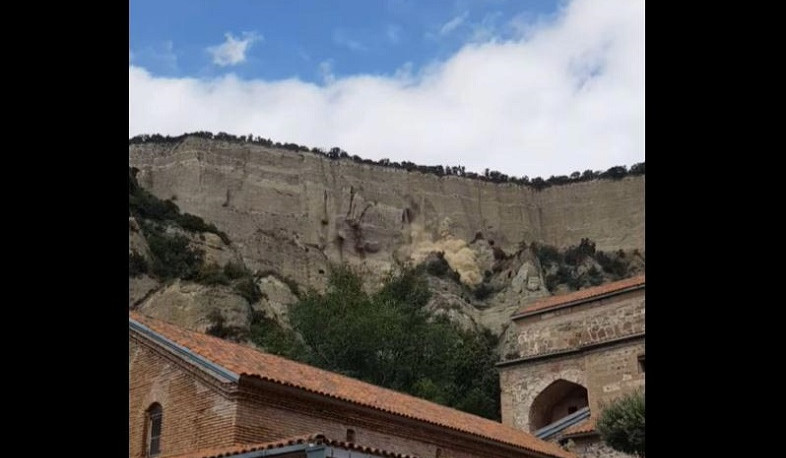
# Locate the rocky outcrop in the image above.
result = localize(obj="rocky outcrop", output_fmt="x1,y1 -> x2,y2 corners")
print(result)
136,280 -> 252,332
129,137 -> 644,296
129,138 -> 644,349
254,275 -> 299,328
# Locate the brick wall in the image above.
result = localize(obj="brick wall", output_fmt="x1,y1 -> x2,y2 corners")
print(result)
234,380 -> 533,458
129,335 -> 238,457
130,332 -> 554,458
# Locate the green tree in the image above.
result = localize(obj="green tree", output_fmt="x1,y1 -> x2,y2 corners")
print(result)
597,390 -> 645,457
288,264 -> 501,419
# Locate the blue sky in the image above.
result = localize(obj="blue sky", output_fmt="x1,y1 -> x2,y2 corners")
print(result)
130,0 -> 644,178
131,0 -> 562,82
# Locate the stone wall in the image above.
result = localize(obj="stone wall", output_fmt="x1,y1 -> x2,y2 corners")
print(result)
500,340 -> 644,433
508,289 -> 645,359
499,288 -> 645,433
566,436 -> 636,458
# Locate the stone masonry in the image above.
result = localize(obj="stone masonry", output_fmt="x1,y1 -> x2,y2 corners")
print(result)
497,277 -> 645,455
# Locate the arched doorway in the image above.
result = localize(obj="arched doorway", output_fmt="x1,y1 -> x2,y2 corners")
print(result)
529,379 -> 589,431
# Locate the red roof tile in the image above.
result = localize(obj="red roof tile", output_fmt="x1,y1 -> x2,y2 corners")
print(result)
163,433 -> 419,458
513,275 -> 645,318
130,312 -> 575,458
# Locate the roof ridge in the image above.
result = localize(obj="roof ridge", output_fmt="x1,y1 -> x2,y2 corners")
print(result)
512,274 -> 645,318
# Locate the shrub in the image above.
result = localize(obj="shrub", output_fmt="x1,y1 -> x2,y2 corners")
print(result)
473,283 -> 494,300
597,390 -> 645,456
205,310 -> 247,342
147,233 -> 204,280
223,262 -> 248,280
195,263 -> 230,286
532,243 -> 562,267
564,238 -> 596,266
424,253 -> 461,283
129,166 -> 231,244
129,250 -> 148,277
234,277 -> 264,304
595,251 -> 629,279
425,253 -> 450,276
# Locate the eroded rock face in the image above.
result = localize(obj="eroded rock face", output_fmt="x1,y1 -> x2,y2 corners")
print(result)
254,275 -> 299,328
129,138 -> 644,295
137,280 -> 251,332
129,138 -> 645,343
129,275 -> 160,308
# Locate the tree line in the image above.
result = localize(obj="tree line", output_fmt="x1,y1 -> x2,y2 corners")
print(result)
129,131 -> 645,191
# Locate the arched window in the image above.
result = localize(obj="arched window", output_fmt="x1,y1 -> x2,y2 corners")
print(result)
346,429 -> 355,442
146,403 -> 163,457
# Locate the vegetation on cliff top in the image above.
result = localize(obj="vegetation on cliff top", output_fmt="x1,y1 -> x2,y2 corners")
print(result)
129,131 -> 644,191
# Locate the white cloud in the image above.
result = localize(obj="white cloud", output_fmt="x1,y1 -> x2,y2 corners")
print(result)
207,32 -> 261,67
440,12 -> 470,36
333,29 -> 367,52
387,24 -> 402,44
129,0 -> 644,178
318,60 -> 336,85
469,12 -> 503,43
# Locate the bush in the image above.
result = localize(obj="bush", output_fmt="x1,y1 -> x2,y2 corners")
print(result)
473,283 -> 494,300
424,253 -> 461,283
129,167 -> 231,244
597,390 -> 645,456
223,262 -> 247,280
234,277 -> 263,304
147,232 -> 204,280
564,238 -> 596,266
205,310 -> 247,342
129,250 -> 148,277
195,263 -> 230,286
595,251 -> 629,279
532,243 -> 562,267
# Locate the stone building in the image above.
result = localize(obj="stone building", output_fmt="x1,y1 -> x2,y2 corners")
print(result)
129,311 -> 574,458
497,276 -> 645,457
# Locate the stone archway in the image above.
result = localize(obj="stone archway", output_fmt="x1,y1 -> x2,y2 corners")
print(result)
529,379 -> 589,432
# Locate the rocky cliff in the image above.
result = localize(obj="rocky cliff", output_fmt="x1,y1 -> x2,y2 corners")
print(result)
129,137 -> 644,298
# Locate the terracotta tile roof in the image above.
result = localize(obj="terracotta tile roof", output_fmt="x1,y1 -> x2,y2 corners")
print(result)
130,312 -> 575,458
513,275 -> 645,318
163,434 -> 317,458
163,433 -> 419,458
561,417 -> 597,437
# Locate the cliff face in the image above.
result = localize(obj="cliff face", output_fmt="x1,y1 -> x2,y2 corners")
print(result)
129,137 -> 644,293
